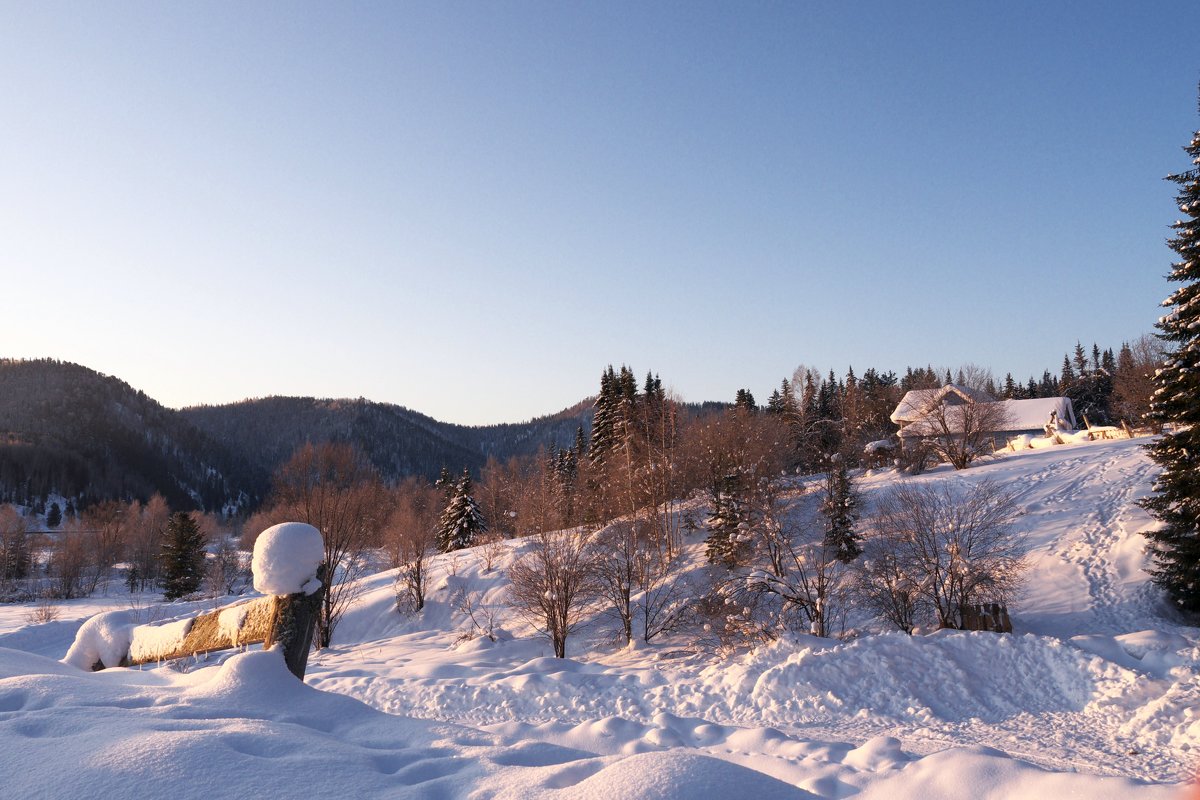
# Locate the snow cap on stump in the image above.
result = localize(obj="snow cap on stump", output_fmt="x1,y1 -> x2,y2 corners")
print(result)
252,522 -> 325,596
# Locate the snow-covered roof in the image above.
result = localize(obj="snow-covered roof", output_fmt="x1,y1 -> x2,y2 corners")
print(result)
996,396 -> 1078,431
890,384 -> 995,425
892,385 -> 1077,437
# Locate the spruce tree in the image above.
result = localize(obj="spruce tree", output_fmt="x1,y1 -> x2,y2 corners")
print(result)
437,470 -> 487,553
435,466 -> 455,502
705,471 -> 745,568
589,366 -> 619,467
821,458 -> 861,562
1141,96 -> 1200,612
1060,355 -> 1076,390
45,502 -> 62,529
160,512 -> 206,600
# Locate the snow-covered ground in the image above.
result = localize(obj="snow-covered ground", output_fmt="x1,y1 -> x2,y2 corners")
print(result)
1,437 -> 1196,798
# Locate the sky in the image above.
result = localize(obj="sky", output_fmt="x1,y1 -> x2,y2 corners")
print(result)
2,2 -> 1198,425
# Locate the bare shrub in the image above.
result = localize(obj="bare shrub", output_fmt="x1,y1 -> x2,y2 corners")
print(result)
205,536 -> 249,597
709,484 -> 853,643
507,530 -> 599,658
24,597 -> 61,625
453,585 -> 500,643
386,478 -> 439,613
592,518 -> 687,645
854,549 -> 922,634
870,480 -> 1026,629
477,532 -> 506,574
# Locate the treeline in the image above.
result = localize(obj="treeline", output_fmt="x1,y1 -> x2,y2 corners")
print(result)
0,337 -> 1163,522
0,496 -> 244,602
370,364 -> 1032,658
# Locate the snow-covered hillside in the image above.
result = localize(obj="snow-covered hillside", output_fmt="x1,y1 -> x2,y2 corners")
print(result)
0,438 -> 1196,798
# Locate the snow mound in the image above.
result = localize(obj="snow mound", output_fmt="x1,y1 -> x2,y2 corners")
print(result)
857,745 -> 1175,800
61,610 -> 135,670
715,631 -> 1099,725
557,751 -> 815,800
251,522 -> 324,596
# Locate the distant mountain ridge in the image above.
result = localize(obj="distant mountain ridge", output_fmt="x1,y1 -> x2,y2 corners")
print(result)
0,359 -> 256,512
0,359 -> 592,512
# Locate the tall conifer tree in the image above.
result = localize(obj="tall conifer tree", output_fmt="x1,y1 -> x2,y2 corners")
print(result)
160,512 -> 206,600
1141,94 -> 1200,612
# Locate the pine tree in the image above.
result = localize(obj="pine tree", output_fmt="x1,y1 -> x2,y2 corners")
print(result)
437,470 -> 487,553
1141,96 -> 1200,612
160,512 -> 206,600
734,388 -> 756,412
821,458 -> 861,562
45,502 -> 62,529
705,471 -> 746,568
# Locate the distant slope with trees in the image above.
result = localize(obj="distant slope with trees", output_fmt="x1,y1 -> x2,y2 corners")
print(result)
0,359 -> 256,513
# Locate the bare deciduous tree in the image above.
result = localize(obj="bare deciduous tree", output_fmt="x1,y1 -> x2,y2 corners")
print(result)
0,505 -> 30,588
591,517 -> 688,645
507,530 -> 599,658
47,521 -> 89,599
82,500 -> 128,595
386,477 -> 439,612
1112,334 -> 1166,430
128,494 -> 170,591
905,388 -> 1012,470
871,480 -> 1026,629
271,442 -> 389,648
592,520 -> 640,644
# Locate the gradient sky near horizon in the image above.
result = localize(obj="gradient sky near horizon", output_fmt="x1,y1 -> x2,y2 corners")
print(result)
2,3 -> 1198,425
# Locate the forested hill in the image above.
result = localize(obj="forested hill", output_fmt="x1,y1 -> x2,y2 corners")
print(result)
0,360 -> 745,514
180,396 -> 593,485
0,359 -> 256,512
0,359 -> 596,513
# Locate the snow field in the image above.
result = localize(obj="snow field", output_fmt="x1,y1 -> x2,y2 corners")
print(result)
0,436 -> 1196,797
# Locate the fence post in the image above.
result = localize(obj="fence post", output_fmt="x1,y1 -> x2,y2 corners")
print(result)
263,562 -> 327,680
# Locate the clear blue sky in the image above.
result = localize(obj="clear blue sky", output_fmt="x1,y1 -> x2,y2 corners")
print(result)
2,2 -> 1197,424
